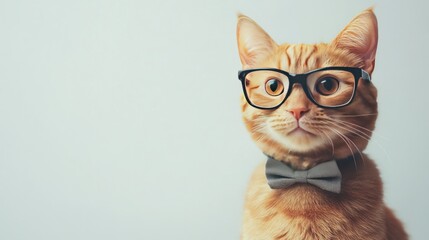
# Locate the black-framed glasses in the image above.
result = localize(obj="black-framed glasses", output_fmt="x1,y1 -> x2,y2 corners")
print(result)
238,66 -> 371,109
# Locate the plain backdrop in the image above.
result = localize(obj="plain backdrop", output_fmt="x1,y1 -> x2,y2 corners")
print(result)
0,0 -> 428,239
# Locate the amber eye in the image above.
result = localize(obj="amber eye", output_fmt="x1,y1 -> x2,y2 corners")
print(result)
315,77 -> 339,96
265,78 -> 284,96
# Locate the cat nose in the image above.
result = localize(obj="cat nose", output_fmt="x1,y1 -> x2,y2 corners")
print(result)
287,107 -> 309,120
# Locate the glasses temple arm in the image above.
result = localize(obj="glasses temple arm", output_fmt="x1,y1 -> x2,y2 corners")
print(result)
361,69 -> 371,82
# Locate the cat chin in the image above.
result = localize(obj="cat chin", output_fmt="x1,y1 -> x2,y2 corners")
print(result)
267,126 -> 326,153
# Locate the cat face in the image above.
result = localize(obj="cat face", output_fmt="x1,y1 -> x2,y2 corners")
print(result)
237,9 -> 378,169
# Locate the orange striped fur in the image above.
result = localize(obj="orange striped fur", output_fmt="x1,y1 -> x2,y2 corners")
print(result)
237,9 -> 407,240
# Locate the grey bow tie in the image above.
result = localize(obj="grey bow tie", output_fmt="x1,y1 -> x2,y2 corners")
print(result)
265,157 -> 342,193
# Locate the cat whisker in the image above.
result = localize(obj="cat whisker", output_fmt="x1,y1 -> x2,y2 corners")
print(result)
317,129 -> 335,158
315,116 -> 373,132
328,113 -> 378,118
304,120 -> 371,149
328,127 -> 361,170
327,119 -> 392,157
329,122 -> 368,168
326,121 -> 372,141
316,119 -> 394,170
317,120 -> 367,168
329,120 -> 393,166
319,117 -> 390,142
328,118 -> 374,133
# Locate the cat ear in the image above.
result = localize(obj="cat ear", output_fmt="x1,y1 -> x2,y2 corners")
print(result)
332,8 -> 378,74
237,14 -> 278,68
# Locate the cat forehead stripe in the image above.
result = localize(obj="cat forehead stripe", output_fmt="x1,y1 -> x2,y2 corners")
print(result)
279,44 -> 322,73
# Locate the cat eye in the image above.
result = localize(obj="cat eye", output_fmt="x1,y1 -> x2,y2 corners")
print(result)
265,78 -> 284,96
238,66 -> 371,109
315,77 -> 339,96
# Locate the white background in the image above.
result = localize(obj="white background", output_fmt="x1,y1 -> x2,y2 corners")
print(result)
0,0 -> 428,239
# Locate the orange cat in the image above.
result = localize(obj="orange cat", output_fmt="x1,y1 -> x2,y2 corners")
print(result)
237,9 -> 408,240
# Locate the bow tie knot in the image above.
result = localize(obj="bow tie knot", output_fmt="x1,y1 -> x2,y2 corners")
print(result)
265,157 -> 342,193
290,170 -> 308,183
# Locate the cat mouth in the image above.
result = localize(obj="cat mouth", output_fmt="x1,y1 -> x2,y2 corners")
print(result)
287,127 -> 316,136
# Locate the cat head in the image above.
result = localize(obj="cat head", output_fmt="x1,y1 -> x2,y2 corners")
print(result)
237,9 -> 378,169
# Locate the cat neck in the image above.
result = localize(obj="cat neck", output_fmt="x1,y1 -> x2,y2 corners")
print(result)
266,150 -> 361,171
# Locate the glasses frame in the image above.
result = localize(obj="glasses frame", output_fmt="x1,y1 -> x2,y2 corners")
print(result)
238,66 -> 371,110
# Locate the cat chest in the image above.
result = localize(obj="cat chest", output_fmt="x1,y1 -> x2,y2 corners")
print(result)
246,211 -> 384,240
245,185 -> 385,239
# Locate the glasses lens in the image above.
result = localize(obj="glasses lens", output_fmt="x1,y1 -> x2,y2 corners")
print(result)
307,69 -> 356,107
243,70 -> 289,108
